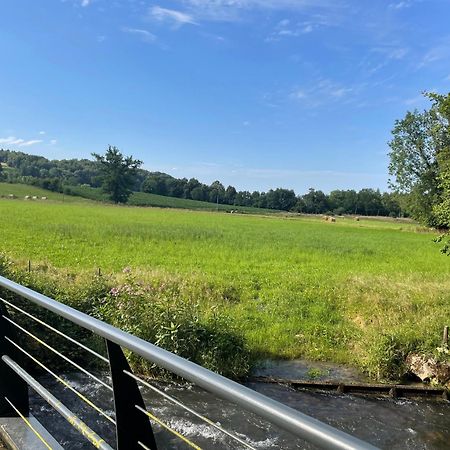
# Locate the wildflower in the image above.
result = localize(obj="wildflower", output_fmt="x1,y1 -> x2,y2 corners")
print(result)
110,287 -> 120,296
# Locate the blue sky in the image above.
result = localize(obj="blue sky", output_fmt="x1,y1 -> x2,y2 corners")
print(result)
1,0 -> 449,193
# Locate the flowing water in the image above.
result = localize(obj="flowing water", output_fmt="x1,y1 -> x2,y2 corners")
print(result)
29,361 -> 450,449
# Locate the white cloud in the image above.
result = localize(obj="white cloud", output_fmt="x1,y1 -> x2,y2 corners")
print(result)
19,140 -> 43,147
180,0 -> 341,22
81,0 -> 91,7
50,139 -> 57,145
122,27 -> 157,43
266,14 -> 329,42
288,78 -> 358,107
150,6 -> 197,27
418,40 -> 450,69
0,137 -> 24,145
290,89 -> 306,99
389,1 -> 411,9
39,130 -> 46,135
0,136 -> 43,147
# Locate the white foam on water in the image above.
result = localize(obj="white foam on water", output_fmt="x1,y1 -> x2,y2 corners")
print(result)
162,417 -> 280,448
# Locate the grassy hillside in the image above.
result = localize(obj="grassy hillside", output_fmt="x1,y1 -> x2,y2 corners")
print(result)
67,184 -> 280,213
0,182 -> 89,203
0,196 -> 448,379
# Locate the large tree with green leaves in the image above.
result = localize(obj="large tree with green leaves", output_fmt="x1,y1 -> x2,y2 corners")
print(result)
388,93 -> 449,226
92,146 -> 142,203
428,93 -> 450,252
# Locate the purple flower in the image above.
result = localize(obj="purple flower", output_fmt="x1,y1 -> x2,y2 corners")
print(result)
110,287 -> 120,296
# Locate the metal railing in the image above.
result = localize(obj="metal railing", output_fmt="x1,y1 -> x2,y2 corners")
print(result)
0,275 -> 378,450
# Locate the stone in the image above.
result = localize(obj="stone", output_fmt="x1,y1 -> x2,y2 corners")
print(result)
406,353 -> 450,385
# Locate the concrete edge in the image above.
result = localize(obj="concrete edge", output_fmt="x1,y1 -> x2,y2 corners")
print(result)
0,415 -> 63,450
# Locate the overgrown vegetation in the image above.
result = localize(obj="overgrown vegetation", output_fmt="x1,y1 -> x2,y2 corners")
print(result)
0,254 -> 251,379
0,194 -> 448,380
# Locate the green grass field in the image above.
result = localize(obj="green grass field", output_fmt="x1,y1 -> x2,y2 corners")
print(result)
0,183 -> 449,379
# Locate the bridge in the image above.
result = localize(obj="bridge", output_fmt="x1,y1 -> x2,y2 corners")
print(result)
0,275 -> 377,449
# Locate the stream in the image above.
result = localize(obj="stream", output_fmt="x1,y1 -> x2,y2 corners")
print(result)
28,360 -> 450,449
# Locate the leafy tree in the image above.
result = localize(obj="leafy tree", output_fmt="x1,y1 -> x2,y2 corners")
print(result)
209,181 -> 225,203
190,186 -> 206,201
302,188 -> 329,214
92,146 -> 142,203
429,93 -> 450,252
388,96 -> 448,226
225,185 -> 237,205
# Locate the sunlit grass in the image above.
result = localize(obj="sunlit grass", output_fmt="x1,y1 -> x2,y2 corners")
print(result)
1,188 -> 448,378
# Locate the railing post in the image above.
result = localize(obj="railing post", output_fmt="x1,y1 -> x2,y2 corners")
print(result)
0,302 -> 29,417
106,340 -> 157,450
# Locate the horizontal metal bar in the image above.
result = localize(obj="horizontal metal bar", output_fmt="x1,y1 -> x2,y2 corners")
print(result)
0,275 -> 378,450
5,336 -> 116,425
0,297 -> 108,363
2,315 -> 113,392
2,355 -> 113,450
124,370 -> 256,450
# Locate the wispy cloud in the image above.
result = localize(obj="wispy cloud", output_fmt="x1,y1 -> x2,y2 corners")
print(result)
266,18 -> 318,41
50,139 -> 57,145
155,161 -> 386,192
149,6 -> 197,27
374,46 -> 409,60
176,0 -> 344,23
388,1 -> 413,9
418,38 -> 450,69
19,140 -> 43,147
288,78 -> 360,108
404,94 -> 424,106
81,0 -> 90,7
122,27 -> 157,43
39,130 -> 46,135
0,136 -> 43,147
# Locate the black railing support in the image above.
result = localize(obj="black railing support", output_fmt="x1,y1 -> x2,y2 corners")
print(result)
0,302 -> 29,417
107,340 -> 157,450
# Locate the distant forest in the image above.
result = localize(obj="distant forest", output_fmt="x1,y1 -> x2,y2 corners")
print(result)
0,148 -> 405,217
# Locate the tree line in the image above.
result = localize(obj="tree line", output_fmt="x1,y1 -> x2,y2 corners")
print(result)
0,147 -> 403,215
0,147 -> 404,216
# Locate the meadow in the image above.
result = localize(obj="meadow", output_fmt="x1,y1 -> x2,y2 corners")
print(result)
0,184 -> 449,379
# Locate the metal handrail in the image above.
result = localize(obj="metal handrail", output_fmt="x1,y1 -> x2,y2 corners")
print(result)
0,275 -> 378,449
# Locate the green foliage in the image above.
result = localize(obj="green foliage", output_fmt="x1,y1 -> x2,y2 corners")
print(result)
388,92 -> 450,227
92,146 -> 142,203
0,255 -> 251,379
362,332 -> 419,380
96,271 -> 250,378
428,93 -> 450,253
